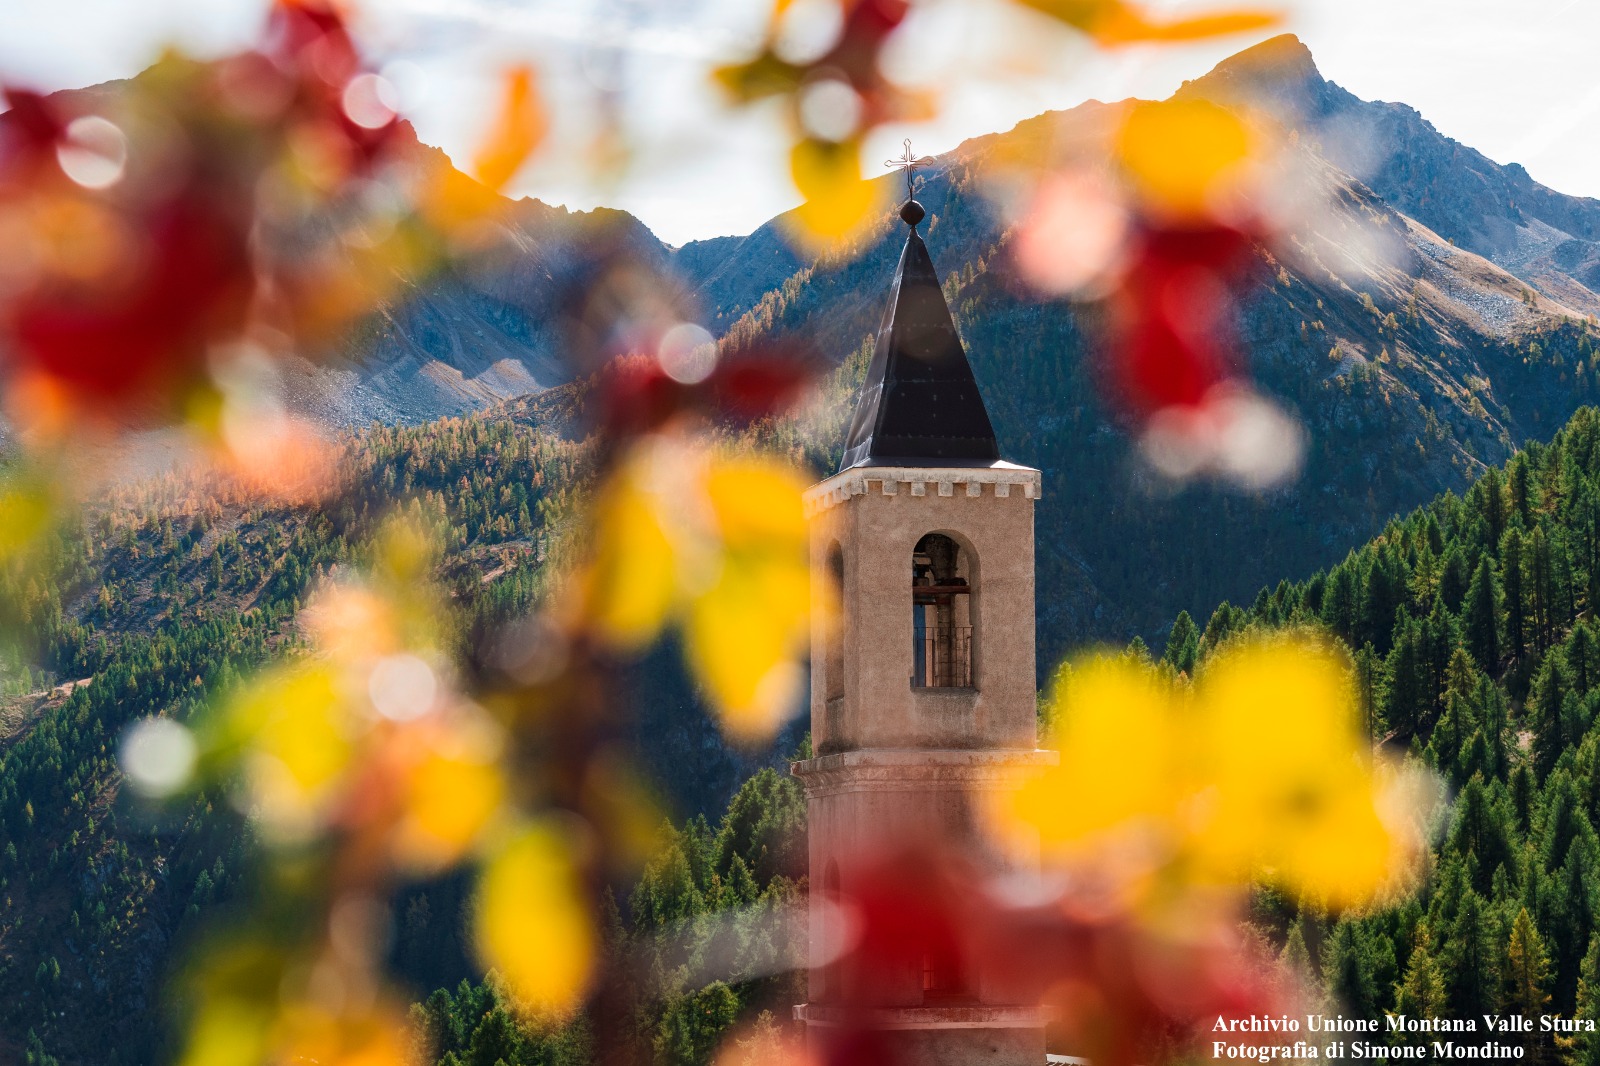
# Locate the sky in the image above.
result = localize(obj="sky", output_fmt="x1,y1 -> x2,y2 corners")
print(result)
2,0 -> 1599,246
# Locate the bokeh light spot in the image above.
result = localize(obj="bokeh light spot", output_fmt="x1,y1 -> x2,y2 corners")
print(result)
367,653 -> 438,721
121,717 -> 198,799
56,116 -> 128,190
798,77 -> 863,143
342,73 -> 399,131
657,322 -> 718,385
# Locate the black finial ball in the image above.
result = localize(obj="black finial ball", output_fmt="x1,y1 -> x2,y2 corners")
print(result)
900,199 -> 926,227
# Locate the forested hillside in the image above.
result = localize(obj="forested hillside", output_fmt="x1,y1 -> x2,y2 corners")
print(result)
0,407 -> 813,1064
1158,404 -> 1600,1057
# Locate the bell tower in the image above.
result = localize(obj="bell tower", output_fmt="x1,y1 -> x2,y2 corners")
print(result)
793,191 -> 1053,1064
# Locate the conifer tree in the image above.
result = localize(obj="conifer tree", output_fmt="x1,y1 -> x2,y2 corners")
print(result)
1445,889 -> 1501,1020
1569,621 -> 1598,694
1483,467 -> 1509,548
1384,615 -> 1430,738
1464,558 -> 1501,671
1393,940 -> 1449,1032
1512,764 -> 1536,835
1421,598 -> 1458,716
1449,778 -> 1515,893
1533,658 -> 1574,779
1503,528 -> 1529,662
1444,646 -> 1480,701
1549,836 -> 1599,1012
1439,545 -> 1472,612
630,837 -> 704,932
1352,644 -> 1383,741
1458,729 -> 1494,785
1321,565 -> 1359,643
1281,921 -> 1314,992
652,981 -> 740,1066
1573,935 -> 1600,1066
1430,694 -> 1469,779
1323,921 -> 1379,1020
1584,499 -> 1600,612
1505,908 -> 1554,1063
1360,554 -> 1404,654
1511,455 -> 1535,528
1163,610 -> 1200,675
1201,601 -> 1244,651
1528,527 -> 1557,651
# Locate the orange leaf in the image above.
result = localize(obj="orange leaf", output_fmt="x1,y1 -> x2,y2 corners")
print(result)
473,66 -> 548,192
1093,7 -> 1281,45
1014,0 -> 1280,46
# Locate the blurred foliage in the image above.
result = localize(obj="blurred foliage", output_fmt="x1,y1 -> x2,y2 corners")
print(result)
0,0 -> 1487,1063
1003,635 -> 1429,909
1148,405 -> 1600,1059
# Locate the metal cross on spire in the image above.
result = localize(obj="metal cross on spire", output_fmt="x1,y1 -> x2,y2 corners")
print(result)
885,138 -> 935,201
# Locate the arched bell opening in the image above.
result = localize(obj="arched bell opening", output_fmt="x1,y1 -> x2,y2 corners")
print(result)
911,532 -> 975,689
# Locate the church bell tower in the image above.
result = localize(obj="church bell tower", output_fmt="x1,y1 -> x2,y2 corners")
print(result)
793,188 -> 1053,1064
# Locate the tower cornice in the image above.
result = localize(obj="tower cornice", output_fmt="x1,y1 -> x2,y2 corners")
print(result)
803,463 -> 1042,519
792,748 -> 1057,799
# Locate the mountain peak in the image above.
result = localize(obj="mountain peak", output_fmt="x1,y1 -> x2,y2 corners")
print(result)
1175,33 -> 1337,126
1207,33 -> 1321,83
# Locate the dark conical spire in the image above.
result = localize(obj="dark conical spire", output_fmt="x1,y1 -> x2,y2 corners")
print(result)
837,202 -> 1000,472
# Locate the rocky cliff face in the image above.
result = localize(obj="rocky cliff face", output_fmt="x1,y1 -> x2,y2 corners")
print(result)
1184,34 -> 1600,314
276,128 -> 691,425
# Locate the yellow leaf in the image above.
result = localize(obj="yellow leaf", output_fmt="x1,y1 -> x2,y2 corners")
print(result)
1116,98 -> 1254,219
996,634 -> 1427,907
583,462 -> 680,648
1092,6 -> 1280,45
418,164 -> 508,236
685,554 -> 811,743
395,747 -> 506,871
1194,636 -> 1362,855
179,999 -> 272,1066
301,583 -> 399,662
1002,656 -> 1184,856
473,66 -> 547,192
224,664 -> 356,836
0,476 -> 54,562
704,456 -> 809,547
686,458 -> 812,742
375,515 -> 440,584
176,941 -> 285,1066
786,138 -> 888,254
1274,784 -> 1392,907
474,824 -> 595,1016
1190,635 -> 1409,905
